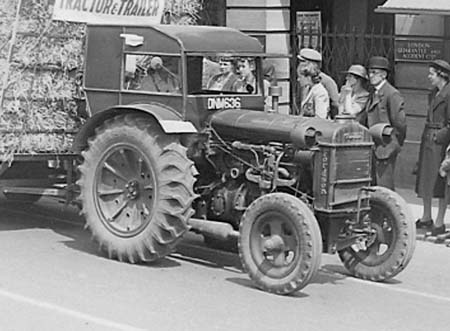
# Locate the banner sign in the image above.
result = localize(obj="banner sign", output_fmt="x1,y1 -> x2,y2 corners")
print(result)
53,0 -> 165,25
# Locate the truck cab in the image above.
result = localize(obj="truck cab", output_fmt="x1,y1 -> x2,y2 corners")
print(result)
83,24 -> 270,132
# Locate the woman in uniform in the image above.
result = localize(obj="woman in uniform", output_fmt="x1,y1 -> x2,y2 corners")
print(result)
416,59 -> 450,236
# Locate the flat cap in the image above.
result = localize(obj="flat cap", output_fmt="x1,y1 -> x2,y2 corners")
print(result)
343,64 -> 368,80
430,59 -> 450,75
298,48 -> 322,62
368,56 -> 390,71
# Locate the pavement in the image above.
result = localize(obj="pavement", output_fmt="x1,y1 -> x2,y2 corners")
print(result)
397,188 -> 450,247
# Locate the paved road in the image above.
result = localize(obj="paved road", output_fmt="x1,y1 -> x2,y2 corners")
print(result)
0,198 -> 449,331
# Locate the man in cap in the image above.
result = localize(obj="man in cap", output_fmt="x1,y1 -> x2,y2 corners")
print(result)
366,56 -> 406,190
297,48 -> 339,118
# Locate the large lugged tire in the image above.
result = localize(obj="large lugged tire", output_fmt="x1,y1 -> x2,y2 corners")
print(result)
338,186 -> 416,281
239,193 -> 322,295
78,114 -> 197,263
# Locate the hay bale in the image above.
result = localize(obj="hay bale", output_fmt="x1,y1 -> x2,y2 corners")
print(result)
0,0 -> 203,163
0,0 -> 85,162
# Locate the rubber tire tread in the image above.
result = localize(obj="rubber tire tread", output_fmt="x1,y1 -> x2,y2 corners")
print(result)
77,114 -> 197,263
338,186 -> 416,281
238,192 -> 322,295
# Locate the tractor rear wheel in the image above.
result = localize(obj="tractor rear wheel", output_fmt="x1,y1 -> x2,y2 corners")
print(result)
78,114 -> 197,263
239,193 -> 322,295
338,186 -> 416,281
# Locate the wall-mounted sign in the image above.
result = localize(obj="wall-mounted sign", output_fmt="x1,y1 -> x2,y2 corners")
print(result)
296,11 -> 322,50
395,39 -> 444,62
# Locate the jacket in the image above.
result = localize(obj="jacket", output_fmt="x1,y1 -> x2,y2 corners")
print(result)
430,83 -> 450,146
301,83 -> 330,119
366,81 -> 406,159
319,72 -> 339,118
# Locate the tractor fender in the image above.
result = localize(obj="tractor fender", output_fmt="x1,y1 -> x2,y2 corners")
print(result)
72,103 -> 197,153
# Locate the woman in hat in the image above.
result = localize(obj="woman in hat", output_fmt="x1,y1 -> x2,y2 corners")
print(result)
298,62 -> 330,119
416,59 -> 450,236
338,64 -> 370,124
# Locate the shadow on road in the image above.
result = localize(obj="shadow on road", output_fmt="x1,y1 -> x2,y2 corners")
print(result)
320,263 -> 402,285
2,199 -> 398,291
175,241 -> 243,271
225,277 -> 311,298
0,199 -> 183,269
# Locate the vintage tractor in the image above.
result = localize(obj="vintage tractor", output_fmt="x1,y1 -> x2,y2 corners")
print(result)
1,24 -> 416,295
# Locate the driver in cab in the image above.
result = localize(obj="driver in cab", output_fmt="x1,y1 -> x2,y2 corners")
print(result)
136,56 -> 180,93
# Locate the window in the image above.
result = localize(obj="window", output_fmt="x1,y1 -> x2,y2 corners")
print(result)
187,55 -> 261,95
124,54 -> 181,94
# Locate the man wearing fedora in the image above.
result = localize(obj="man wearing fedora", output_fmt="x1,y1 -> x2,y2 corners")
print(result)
297,48 -> 339,118
366,56 -> 407,191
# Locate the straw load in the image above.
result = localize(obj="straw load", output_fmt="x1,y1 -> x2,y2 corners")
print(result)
0,0 -> 84,163
0,0 -> 202,163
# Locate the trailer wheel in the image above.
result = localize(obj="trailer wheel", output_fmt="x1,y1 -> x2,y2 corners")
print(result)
78,114 -> 197,263
239,193 -> 322,295
338,186 -> 416,281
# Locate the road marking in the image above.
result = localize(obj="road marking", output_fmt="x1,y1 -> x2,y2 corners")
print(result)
321,269 -> 450,303
0,287 -> 146,331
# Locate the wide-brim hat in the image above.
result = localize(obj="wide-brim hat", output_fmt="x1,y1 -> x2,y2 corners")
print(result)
368,56 -> 390,71
297,48 -> 322,62
343,64 -> 368,80
430,59 -> 450,75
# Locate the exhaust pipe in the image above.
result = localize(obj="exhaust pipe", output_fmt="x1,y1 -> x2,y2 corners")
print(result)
268,85 -> 282,113
188,218 -> 239,240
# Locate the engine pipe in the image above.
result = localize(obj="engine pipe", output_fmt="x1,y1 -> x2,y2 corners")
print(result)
188,218 -> 240,240
268,85 -> 282,113
293,150 -> 315,164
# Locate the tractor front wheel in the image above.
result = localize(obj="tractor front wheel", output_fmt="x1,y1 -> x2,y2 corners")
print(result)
338,186 -> 416,281
239,193 -> 322,295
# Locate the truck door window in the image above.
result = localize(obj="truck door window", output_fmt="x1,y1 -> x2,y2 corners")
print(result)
124,54 -> 181,94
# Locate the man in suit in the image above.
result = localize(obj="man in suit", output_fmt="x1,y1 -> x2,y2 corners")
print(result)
366,56 -> 407,190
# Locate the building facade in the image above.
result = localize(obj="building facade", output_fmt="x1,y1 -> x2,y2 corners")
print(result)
210,0 -> 450,189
